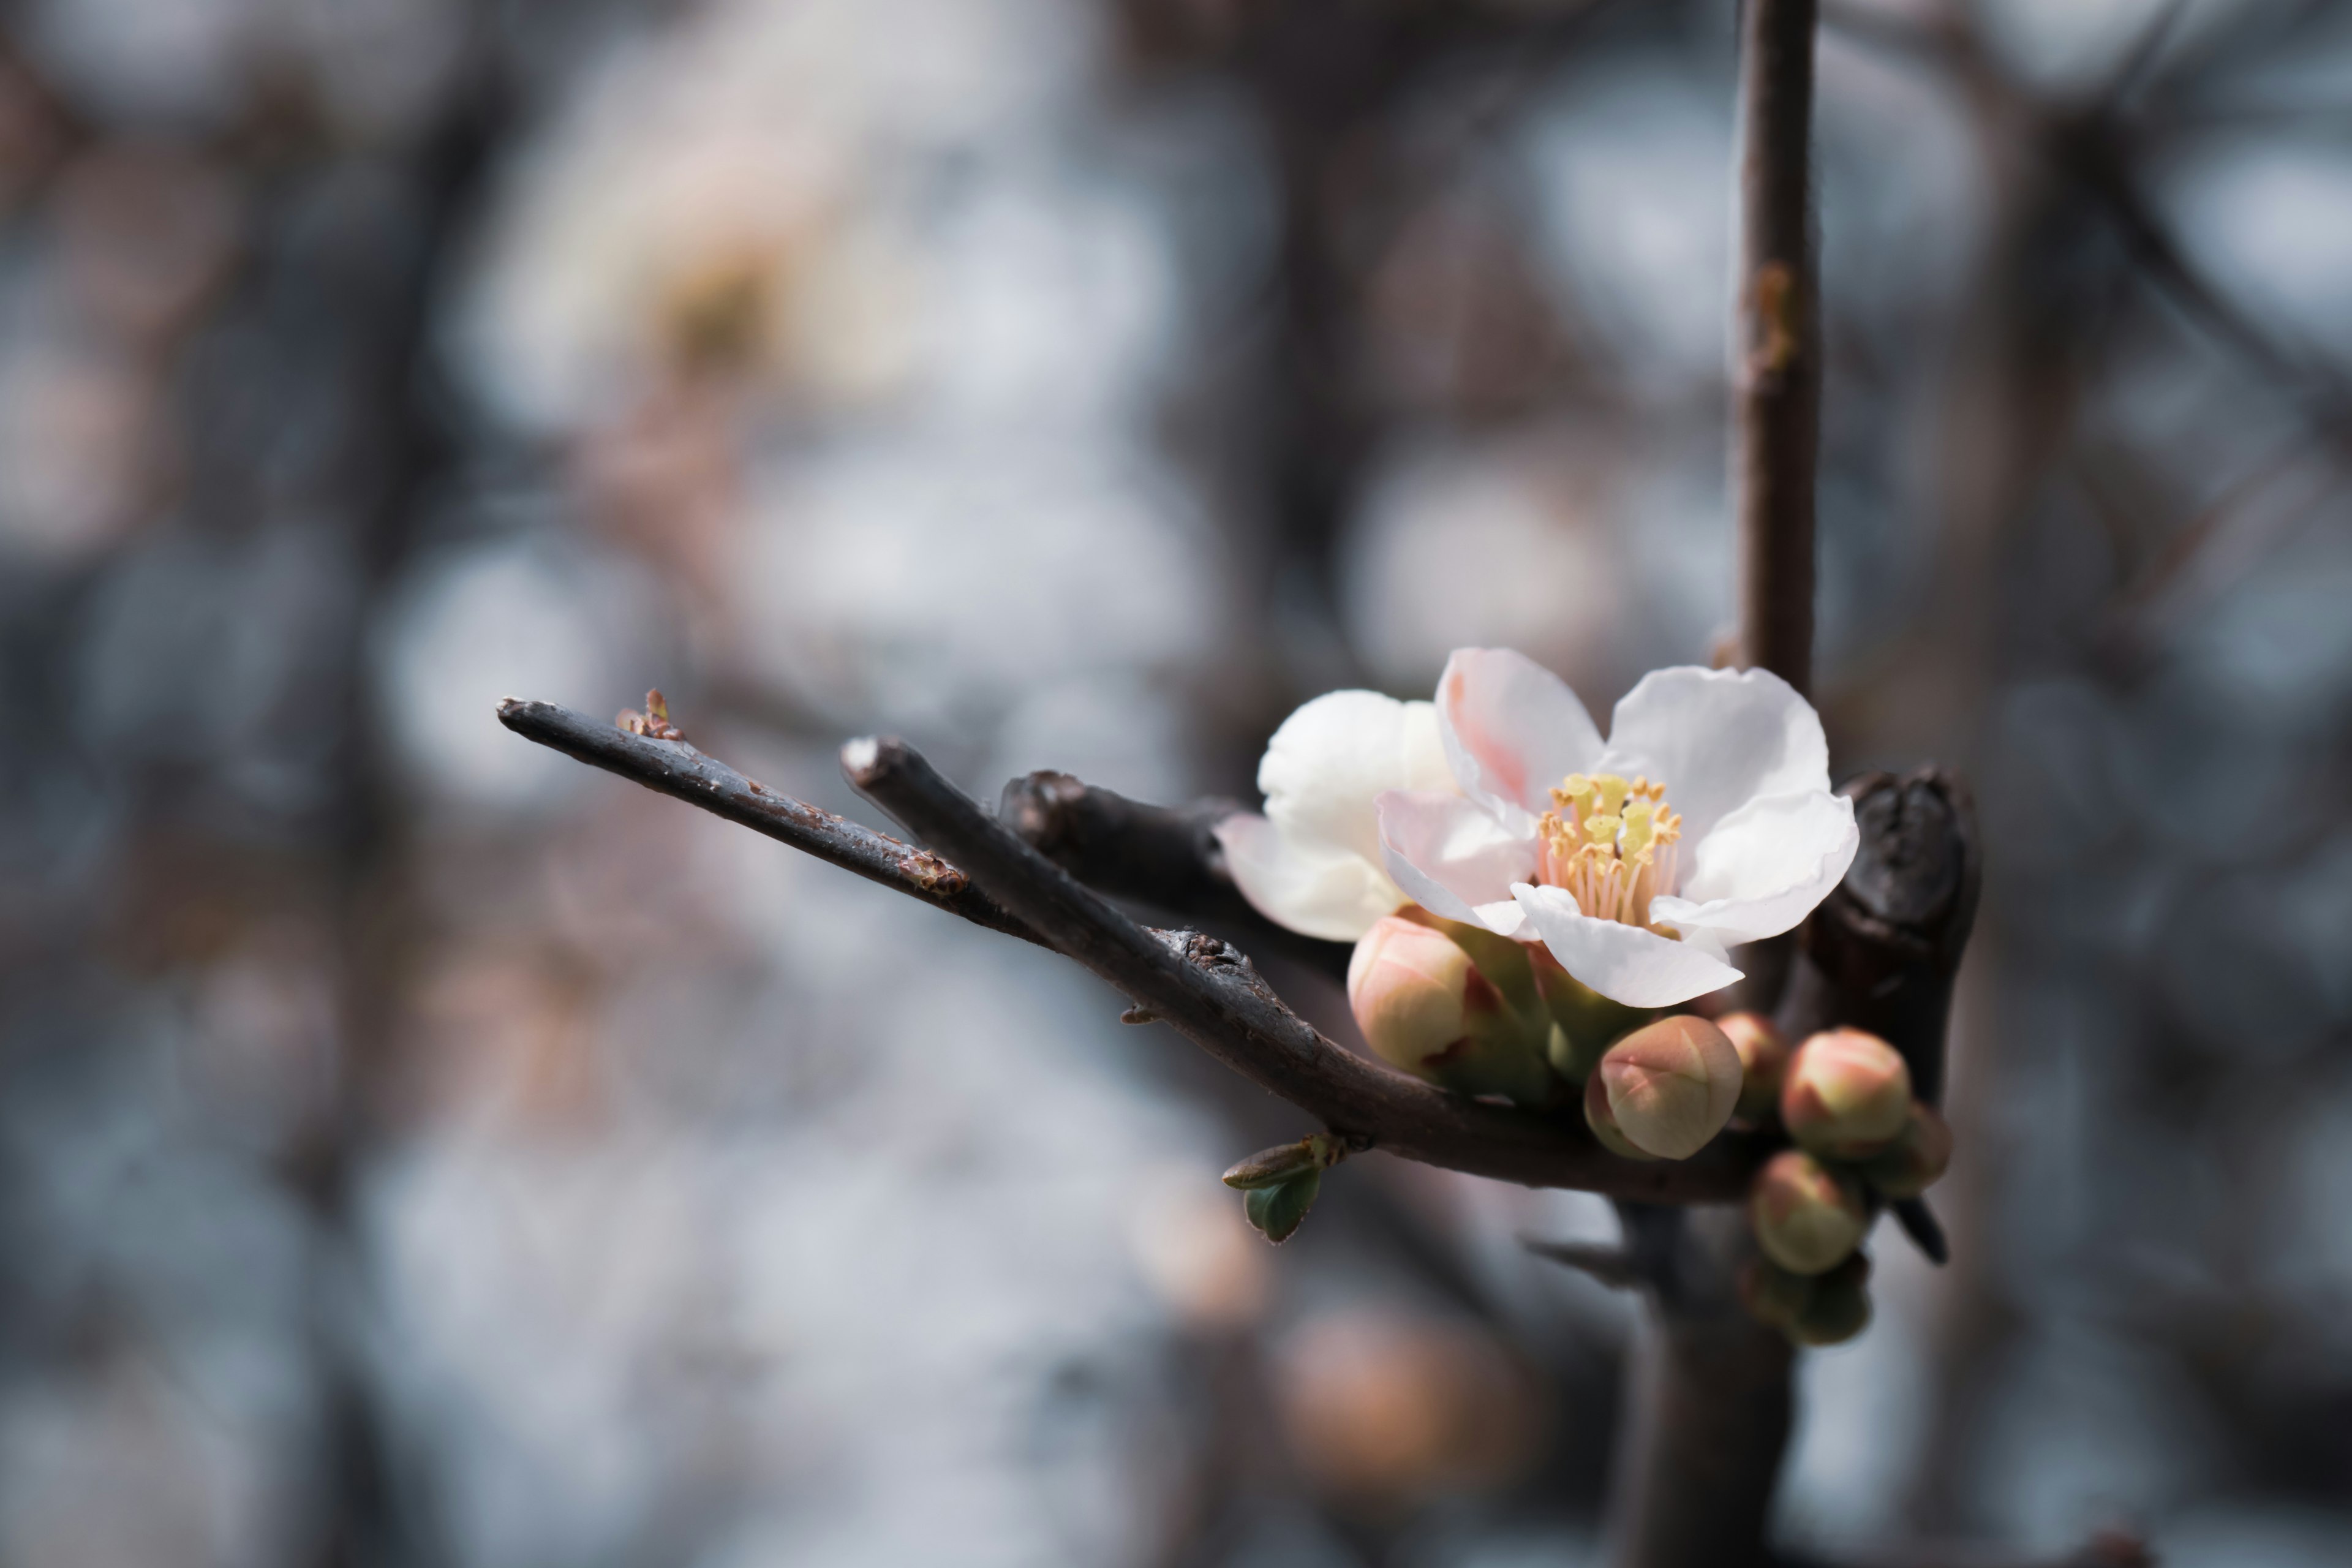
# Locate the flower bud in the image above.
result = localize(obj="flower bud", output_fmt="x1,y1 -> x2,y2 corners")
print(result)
1780,1028 -> 1912,1158
1348,913 -> 1558,1106
1717,1011 -> 1791,1124
1736,1257 -> 1814,1333
1857,1101 -> 1952,1199
1789,1252 -> 1872,1346
1749,1150 -> 1868,1275
1583,1068 -> 1657,1161
1585,1016 -> 1743,1160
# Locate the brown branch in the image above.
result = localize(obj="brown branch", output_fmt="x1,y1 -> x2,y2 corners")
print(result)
1732,0 -> 1822,695
999,770 -> 1352,980
843,733 -> 1766,1201
1607,769 -> 1980,1568
497,698 -> 1760,1200
495,699 -> 1047,948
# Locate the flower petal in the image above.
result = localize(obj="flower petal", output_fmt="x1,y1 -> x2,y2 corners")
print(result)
1512,882 -> 1744,1008
1259,690 -> 1455,866
1436,647 -> 1607,831
1216,812 -> 1403,941
1596,666 -> 1831,842
1648,789 -> 1858,948
1376,790 -> 1540,931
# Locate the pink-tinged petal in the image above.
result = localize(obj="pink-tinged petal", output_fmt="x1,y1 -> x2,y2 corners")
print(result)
1512,882 -> 1744,1008
1436,647 -> 1607,830
1376,790 -> 1540,927
1648,789 -> 1858,947
1596,666 -> 1831,842
1216,812 -> 1403,941
1258,691 -> 1456,866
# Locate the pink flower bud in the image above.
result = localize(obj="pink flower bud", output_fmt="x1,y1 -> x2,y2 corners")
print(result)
1717,1011 -> 1791,1124
1586,1016 -> 1743,1161
1858,1101 -> 1953,1199
1583,1068 -> 1657,1161
1348,915 -> 1478,1073
1779,1028 -> 1912,1158
1749,1150 -> 1867,1276
1347,913 -> 1558,1106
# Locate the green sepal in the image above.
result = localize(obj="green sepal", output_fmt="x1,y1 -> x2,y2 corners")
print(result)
1243,1169 -> 1322,1245
1538,963 -> 1652,1084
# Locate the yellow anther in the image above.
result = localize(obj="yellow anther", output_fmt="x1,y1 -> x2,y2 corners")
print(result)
1551,773 -> 1597,813
1594,774 -> 1632,815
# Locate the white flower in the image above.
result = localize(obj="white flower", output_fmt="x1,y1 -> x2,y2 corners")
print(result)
1212,691 -> 1457,941
1223,648 -> 1860,1009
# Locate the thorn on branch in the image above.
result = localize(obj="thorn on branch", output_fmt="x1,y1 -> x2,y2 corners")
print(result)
1521,1236 -> 1651,1292
1891,1196 -> 1948,1265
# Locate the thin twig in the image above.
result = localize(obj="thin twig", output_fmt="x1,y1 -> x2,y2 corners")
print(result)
1523,1237 -> 1650,1292
1000,770 -> 1351,980
496,699 -> 1046,946
1732,0 -> 1821,695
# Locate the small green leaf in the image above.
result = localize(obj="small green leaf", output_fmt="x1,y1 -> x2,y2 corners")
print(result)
1243,1169 -> 1321,1244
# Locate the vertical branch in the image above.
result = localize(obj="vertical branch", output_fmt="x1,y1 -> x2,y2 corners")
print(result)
1610,12 -> 1824,1564
1733,0 -> 1822,695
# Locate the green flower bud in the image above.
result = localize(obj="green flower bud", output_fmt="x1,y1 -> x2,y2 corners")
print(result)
1788,1252 -> 1872,1346
1717,1011 -> 1791,1124
1736,1257 -> 1815,1333
1749,1150 -> 1868,1275
1347,912 -> 1559,1106
1858,1101 -> 1952,1199
1780,1027 -> 1912,1158
1585,1016 -> 1743,1160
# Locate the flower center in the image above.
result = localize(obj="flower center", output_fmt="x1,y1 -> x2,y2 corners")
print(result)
1536,772 -> 1684,935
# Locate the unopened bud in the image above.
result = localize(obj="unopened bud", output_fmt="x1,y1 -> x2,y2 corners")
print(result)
1789,1251 -> 1872,1346
1585,1016 -> 1742,1160
1749,1150 -> 1868,1275
1781,1028 -> 1912,1158
1583,1069 -> 1657,1161
1717,1011 -> 1791,1123
1348,913 -> 1558,1106
1736,1257 -> 1815,1333
1349,915 -> 1474,1070
1224,1133 -> 1345,1191
1858,1101 -> 1952,1199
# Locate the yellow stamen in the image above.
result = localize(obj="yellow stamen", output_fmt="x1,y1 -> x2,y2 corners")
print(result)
1534,771 -> 1686,935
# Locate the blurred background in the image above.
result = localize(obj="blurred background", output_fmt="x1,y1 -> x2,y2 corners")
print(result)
0,0 -> 2347,1564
